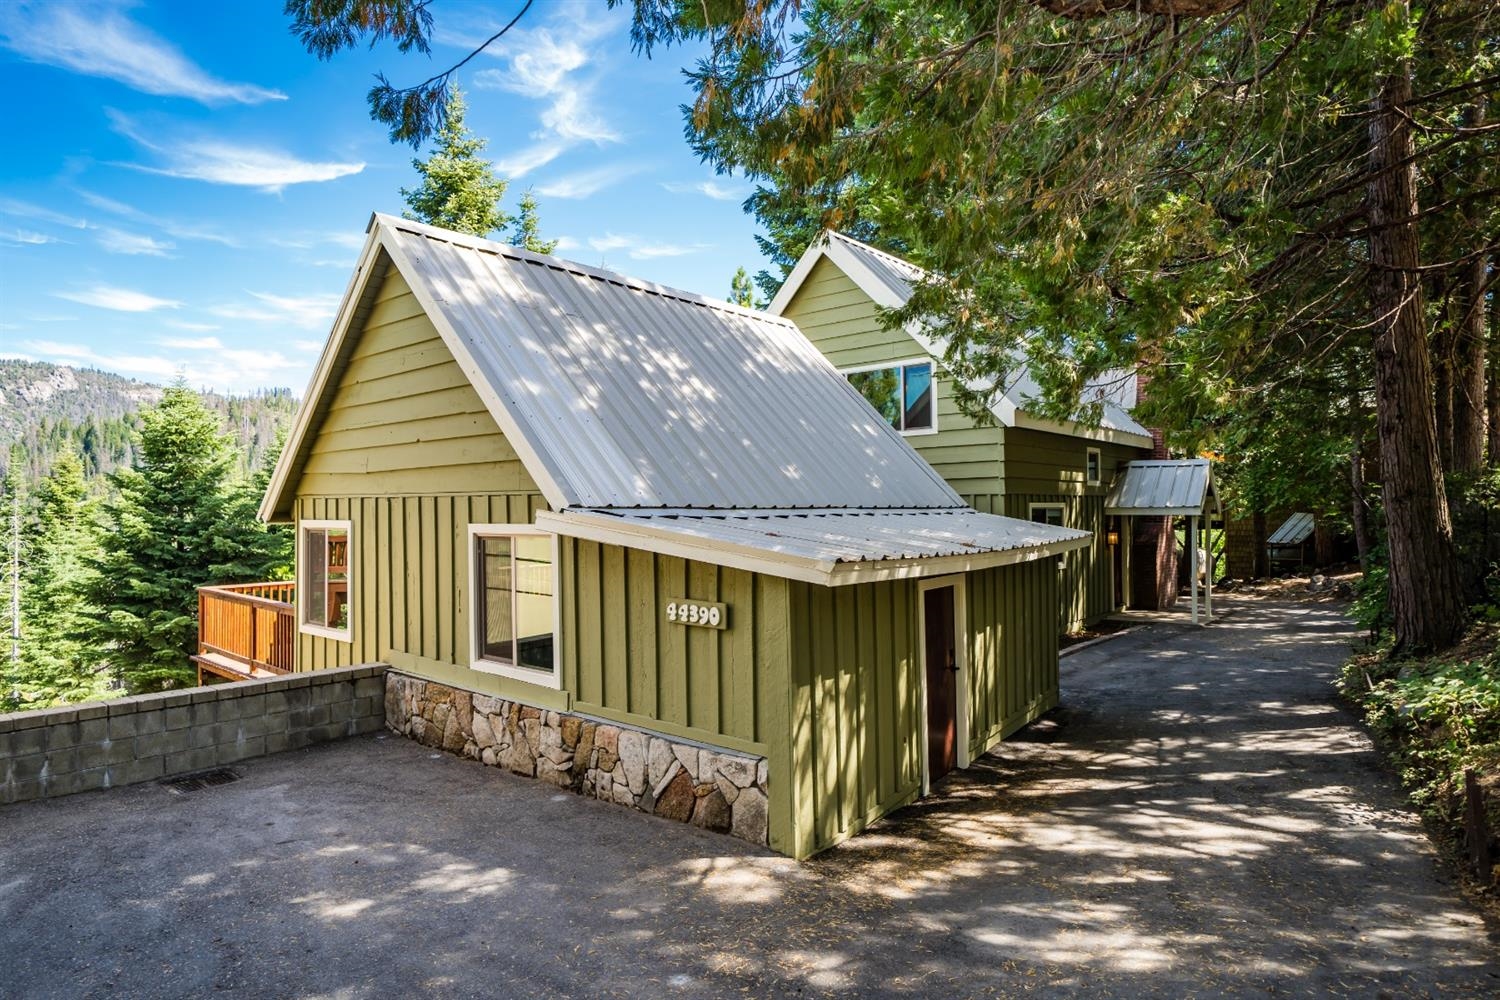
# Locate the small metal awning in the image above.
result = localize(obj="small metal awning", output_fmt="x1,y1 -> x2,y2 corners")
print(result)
1267,512 -> 1315,546
1105,459 -> 1219,517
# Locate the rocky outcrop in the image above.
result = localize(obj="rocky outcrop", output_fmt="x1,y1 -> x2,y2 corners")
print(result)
385,673 -> 769,847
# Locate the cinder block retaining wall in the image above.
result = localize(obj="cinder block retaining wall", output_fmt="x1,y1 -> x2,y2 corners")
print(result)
385,672 -> 770,847
0,665 -> 387,805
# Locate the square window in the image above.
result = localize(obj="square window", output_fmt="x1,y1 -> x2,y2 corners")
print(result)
471,526 -> 558,685
846,361 -> 936,433
300,520 -> 351,639
1029,504 -> 1066,527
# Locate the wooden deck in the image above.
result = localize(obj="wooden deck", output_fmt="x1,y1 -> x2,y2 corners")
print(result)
195,582 -> 297,683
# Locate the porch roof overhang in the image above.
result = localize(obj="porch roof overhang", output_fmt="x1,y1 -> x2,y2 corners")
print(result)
536,506 -> 1090,588
1104,459 -> 1220,518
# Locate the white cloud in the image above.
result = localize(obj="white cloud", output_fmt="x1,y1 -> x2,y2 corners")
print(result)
552,236 -> 580,252
493,142 -> 568,178
0,2 -> 285,105
2,228 -> 62,246
663,180 -> 746,202
293,339 -> 324,353
98,227 -> 174,256
109,112 -> 365,193
165,320 -> 220,332
539,88 -> 619,144
158,335 -> 224,350
77,189 -> 239,246
210,291 -> 341,330
0,198 -> 87,230
587,233 -> 710,261
54,285 -> 181,312
538,164 -> 644,200
22,339 -> 307,394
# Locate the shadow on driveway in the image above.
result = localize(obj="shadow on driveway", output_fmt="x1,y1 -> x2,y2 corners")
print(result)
2,598 -> 1496,997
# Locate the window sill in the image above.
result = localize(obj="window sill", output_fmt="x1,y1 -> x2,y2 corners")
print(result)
300,623 -> 352,643
470,659 -> 562,690
899,426 -> 939,437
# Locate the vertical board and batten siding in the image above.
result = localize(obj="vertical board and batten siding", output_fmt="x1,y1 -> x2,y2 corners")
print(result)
784,578 -> 925,858
780,257 -> 1006,498
965,559 -> 1061,757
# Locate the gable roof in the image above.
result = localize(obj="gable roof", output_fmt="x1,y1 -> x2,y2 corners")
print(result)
769,232 -> 1153,447
1104,459 -> 1218,517
264,215 -> 1089,585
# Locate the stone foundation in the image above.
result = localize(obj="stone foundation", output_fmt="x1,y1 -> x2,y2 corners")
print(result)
384,673 -> 769,846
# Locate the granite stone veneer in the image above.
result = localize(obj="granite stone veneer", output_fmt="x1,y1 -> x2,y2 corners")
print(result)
384,672 -> 769,846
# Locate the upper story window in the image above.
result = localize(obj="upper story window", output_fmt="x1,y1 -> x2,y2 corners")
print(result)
845,360 -> 935,433
1086,447 -> 1102,486
301,520 -> 351,640
1029,503 -> 1066,527
469,524 -> 559,688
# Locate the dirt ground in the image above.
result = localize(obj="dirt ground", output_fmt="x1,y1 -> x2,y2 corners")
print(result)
2,597 -> 1497,998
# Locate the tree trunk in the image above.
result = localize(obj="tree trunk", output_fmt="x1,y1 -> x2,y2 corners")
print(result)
1348,364 -> 1373,571
1453,252 -> 1488,472
1433,271 -> 1455,471
1366,14 -> 1466,652
1489,261 -> 1500,466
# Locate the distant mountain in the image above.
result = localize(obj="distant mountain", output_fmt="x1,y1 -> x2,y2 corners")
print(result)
0,359 -> 298,483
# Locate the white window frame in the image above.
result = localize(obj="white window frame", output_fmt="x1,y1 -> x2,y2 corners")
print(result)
1086,447 -> 1102,487
299,519 -> 353,642
840,357 -> 939,436
1028,502 -> 1067,527
467,523 -> 561,689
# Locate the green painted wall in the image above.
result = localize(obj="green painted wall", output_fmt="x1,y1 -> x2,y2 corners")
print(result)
965,558 -> 1061,756
780,257 -> 1006,497
784,579 -> 925,858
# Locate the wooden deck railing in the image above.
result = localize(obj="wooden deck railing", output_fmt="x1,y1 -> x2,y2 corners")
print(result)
196,581 -> 297,678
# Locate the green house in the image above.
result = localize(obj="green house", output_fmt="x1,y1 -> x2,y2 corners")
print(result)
771,233 -> 1160,631
261,215 -> 1087,858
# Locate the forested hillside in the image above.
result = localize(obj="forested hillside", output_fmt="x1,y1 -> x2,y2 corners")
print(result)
0,360 -> 297,481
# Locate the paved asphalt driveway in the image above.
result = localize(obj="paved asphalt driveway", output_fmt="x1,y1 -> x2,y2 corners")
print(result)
2,597 -> 1497,998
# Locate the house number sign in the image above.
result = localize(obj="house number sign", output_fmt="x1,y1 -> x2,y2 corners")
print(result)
666,599 -> 727,630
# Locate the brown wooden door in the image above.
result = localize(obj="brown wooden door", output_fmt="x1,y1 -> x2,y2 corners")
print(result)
924,586 -> 958,783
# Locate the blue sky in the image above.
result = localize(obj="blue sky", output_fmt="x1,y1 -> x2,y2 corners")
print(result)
0,1 -> 768,394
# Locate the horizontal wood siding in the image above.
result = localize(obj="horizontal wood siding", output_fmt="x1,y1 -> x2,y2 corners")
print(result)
300,267 -> 539,498
966,559 -> 1061,758
786,578 -> 924,857
781,257 -> 1005,496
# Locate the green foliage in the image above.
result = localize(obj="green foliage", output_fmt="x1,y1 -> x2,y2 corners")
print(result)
729,266 -> 763,309
511,189 -> 558,255
86,386 -> 291,694
9,456 -> 109,710
1339,641 -> 1500,829
401,84 -> 511,237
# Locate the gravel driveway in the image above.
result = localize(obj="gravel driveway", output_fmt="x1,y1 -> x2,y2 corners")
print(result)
2,597 -> 1496,998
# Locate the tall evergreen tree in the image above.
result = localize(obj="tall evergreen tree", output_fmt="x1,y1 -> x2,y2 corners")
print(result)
86,385 -> 276,692
729,267 -> 762,309
15,455 -> 108,708
1,449 -> 24,684
401,84 -> 511,237
512,189 -> 559,254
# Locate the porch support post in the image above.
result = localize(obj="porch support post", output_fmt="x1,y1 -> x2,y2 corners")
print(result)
1189,514 -> 1200,625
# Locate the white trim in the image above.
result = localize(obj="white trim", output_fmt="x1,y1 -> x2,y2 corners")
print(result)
916,574 -> 970,796
298,519 -> 353,642
466,523 -> 562,690
1086,447 -> 1102,487
1027,502 -> 1067,527
534,509 -> 1090,588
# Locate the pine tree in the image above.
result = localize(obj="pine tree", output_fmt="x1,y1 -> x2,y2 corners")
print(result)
729,267 -> 762,309
15,455 -> 108,708
400,84 -> 510,237
511,189 -> 558,255
86,385 -> 272,692
1,449 -> 24,703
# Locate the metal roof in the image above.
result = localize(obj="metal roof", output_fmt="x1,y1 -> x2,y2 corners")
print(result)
1105,459 -> 1216,516
1268,512 -> 1315,546
539,506 -> 1090,587
773,232 -> 1152,443
379,216 -> 965,511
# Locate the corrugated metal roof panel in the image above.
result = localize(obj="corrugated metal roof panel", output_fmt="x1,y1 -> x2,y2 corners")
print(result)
822,232 -> 1150,439
1105,459 -> 1214,515
381,217 -> 965,511
565,507 -> 1089,564
1268,512 -> 1315,545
